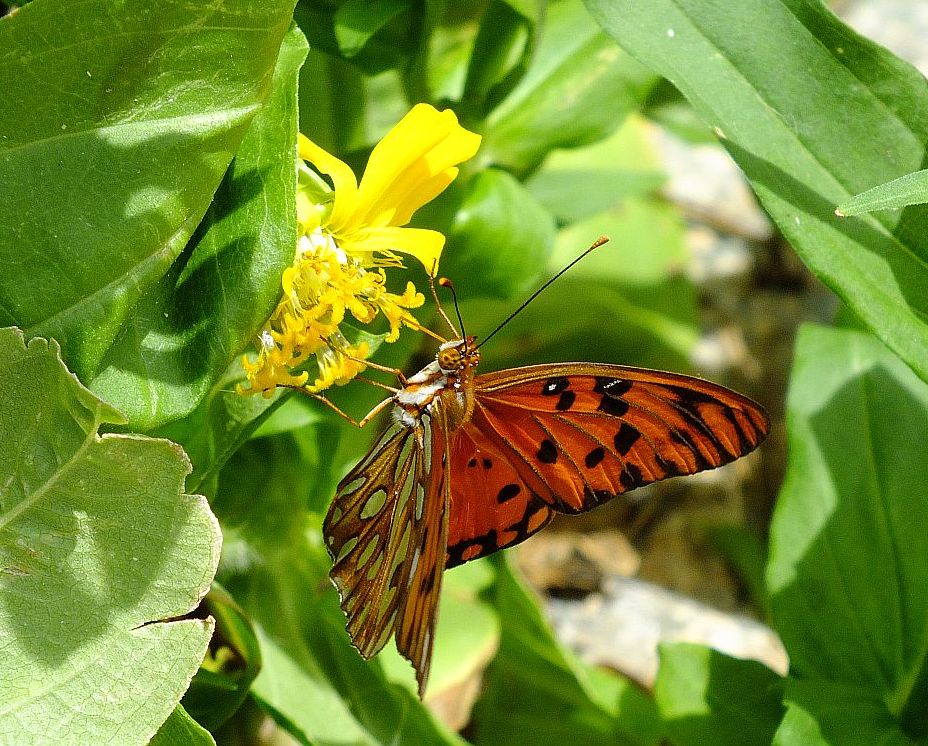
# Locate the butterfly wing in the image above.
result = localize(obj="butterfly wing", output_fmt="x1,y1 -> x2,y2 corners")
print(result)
443,363 -> 768,564
445,422 -> 554,568
323,410 -> 449,695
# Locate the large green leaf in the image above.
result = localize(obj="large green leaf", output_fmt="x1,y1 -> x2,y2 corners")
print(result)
585,0 -> 928,384
460,0 -> 541,121
464,194 -> 698,376
654,643 -> 784,746
767,325 -> 928,738
0,0 -> 297,427
92,23 -> 305,429
482,0 -> 659,175
0,328 -> 221,744
773,681 -> 918,746
438,167 -> 555,300
527,114 -> 667,223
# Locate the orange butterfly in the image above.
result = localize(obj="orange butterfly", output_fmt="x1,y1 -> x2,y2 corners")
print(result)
321,241 -> 769,696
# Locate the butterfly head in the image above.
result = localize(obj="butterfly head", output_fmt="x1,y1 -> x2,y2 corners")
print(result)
437,336 -> 479,375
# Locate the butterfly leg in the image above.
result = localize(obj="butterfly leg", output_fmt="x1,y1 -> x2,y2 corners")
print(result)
322,346 -> 410,385
286,388 -> 394,428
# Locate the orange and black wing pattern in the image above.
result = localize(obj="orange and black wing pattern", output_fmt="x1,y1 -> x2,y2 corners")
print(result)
442,363 -> 768,564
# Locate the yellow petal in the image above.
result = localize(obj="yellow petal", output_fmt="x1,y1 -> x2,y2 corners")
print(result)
298,133 -> 358,230
352,104 -> 481,229
340,226 -> 446,275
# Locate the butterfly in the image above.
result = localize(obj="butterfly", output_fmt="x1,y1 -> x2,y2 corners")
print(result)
321,251 -> 769,697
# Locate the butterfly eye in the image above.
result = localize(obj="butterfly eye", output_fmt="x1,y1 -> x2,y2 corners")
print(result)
438,347 -> 462,372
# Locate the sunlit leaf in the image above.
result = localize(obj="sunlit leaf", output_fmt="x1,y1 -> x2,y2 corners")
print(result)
0,0 -> 298,420
0,328 -> 220,743
586,0 -> 928,384
768,325 -> 928,737
836,169 -> 928,216
483,0 -> 659,175
89,23 -> 306,429
654,643 -> 784,746
472,559 -> 664,746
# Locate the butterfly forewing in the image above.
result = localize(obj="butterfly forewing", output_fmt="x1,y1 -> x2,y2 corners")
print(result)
465,363 -> 768,521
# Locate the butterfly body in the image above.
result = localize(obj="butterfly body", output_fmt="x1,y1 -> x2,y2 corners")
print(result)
324,337 -> 769,696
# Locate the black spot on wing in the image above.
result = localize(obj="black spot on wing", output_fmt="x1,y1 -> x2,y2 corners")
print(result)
666,384 -> 718,407
555,390 -> 576,411
585,447 -> 605,468
447,529 -> 499,566
542,377 -> 570,396
582,486 -> 614,509
467,457 -> 478,468
497,483 -> 521,504
614,424 -> 640,455
655,453 -> 684,478
620,462 -> 643,490
537,439 -> 558,464
504,499 -> 549,543
598,395 -> 630,417
482,457 -> 493,469
594,377 -> 633,397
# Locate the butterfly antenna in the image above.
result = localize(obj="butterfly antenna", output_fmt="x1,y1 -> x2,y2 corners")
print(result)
438,278 -> 467,340
476,236 -> 609,350
428,261 -> 460,337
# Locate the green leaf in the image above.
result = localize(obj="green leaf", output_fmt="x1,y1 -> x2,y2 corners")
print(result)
0,0 -> 297,408
297,49 -> 367,154
654,643 -> 784,746
461,0 -> 540,120
482,0 -> 659,175
465,195 -> 698,375
0,328 -> 220,744
89,23 -> 306,430
181,583 -> 263,731
335,0 -> 412,58
837,169 -> 928,216
527,115 -> 666,223
585,0 -> 928,384
767,325 -> 928,736
440,168 -> 555,299
149,706 -> 216,746
294,0 -> 418,75
773,681 -> 917,746
472,559 -> 664,746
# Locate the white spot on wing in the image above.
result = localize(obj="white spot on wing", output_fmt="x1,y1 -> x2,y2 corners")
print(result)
408,546 -> 421,586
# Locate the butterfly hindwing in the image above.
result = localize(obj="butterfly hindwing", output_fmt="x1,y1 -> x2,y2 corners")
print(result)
324,412 -> 449,694
472,363 -> 769,515
445,421 -> 554,568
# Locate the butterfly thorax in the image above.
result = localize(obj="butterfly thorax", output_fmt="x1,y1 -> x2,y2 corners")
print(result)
392,337 -> 480,430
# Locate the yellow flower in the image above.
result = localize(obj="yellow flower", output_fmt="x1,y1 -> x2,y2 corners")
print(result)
239,104 -> 481,398
299,103 -> 481,273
